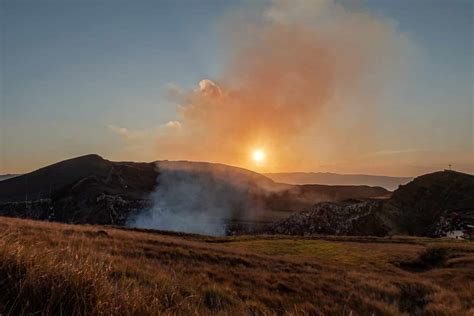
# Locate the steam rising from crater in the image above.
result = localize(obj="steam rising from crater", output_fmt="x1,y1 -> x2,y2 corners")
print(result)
129,0 -> 415,235
126,161 -> 281,236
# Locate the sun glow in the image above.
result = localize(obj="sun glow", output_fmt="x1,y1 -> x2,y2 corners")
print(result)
252,149 -> 266,164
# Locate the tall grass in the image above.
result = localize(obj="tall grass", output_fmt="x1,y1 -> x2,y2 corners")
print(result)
0,216 -> 472,315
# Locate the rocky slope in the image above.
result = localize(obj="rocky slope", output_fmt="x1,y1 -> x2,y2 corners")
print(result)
382,170 -> 474,236
262,200 -> 389,236
264,170 -> 474,237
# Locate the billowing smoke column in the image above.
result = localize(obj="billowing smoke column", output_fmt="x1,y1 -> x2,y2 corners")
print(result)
127,165 -> 230,236
156,0 -> 414,171
129,0 -> 414,235
126,161 -> 277,236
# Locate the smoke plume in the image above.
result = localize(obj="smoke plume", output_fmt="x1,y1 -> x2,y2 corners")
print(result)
129,0 -> 415,235
156,0 -> 414,171
126,161 -> 280,236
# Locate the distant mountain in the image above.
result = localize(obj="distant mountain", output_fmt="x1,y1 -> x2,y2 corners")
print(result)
0,174 -> 20,181
264,172 -> 412,191
264,170 -> 474,237
0,155 -> 389,230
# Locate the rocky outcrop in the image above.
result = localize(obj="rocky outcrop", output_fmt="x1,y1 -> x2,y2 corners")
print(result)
263,170 -> 474,237
262,201 -> 390,236
382,170 -> 474,236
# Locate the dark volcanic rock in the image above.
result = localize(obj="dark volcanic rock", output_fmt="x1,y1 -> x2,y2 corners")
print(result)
263,201 -> 390,237
2,155 -> 471,237
382,170 -> 474,236
0,155 -> 157,224
263,170 -> 474,237
0,155 -> 390,228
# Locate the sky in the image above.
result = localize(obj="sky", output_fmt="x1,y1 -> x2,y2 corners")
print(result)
1,0 -> 473,176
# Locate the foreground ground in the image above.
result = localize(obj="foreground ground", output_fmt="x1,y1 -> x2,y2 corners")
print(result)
0,216 -> 472,315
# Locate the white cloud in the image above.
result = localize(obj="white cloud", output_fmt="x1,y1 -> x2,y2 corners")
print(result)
163,120 -> 182,130
107,120 -> 183,143
107,125 -> 131,139
197,79 -> 222,97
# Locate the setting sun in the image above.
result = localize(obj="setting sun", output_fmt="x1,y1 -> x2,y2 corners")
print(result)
252,149 -> 266,164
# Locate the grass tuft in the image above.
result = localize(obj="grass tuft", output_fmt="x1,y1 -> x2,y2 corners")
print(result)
202,287 -> 235,311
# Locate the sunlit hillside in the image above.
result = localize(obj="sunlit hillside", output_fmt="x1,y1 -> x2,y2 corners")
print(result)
1,216 -> 472,315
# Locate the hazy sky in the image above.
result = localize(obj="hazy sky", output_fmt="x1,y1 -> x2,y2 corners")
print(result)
1,0 -> 473,176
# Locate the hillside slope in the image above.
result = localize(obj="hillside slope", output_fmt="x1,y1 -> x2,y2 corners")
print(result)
382,170 -> 474,236
1,216 -> 472,315
266,170 -> 474,237
0,154 -> 157,202
0,174 -> 20,181
263,201 -> 390,236
0,155 -> 389,231
0,155 -> 157,224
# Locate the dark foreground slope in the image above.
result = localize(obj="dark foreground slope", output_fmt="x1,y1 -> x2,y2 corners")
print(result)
0,155 -> 389,228
1,216 -> 473,315
265,170 -> 474,237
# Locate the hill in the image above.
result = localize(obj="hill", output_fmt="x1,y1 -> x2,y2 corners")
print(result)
0,155 -> 389,233
265,170 -> 474,237
383,170 -> 474,236
0,154 -> 157,203
0,174 -> 20,181
0,155 -> 157,224
265,172 -> 412,190
0,216 -> 472,315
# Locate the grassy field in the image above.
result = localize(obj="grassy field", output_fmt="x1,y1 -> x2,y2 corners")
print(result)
0,216 -> 473,315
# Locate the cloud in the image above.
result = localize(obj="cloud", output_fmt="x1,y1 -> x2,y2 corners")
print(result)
196,79 -> 222,97
164,82 -> 185,101
107,125 -> 130,138
107,120 -> 182,143
163,120 -> 182,130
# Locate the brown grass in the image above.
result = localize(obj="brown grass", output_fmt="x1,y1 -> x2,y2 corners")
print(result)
0,216 -> 473,315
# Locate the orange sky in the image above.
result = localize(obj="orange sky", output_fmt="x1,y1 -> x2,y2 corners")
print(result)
2,0 -> 472,177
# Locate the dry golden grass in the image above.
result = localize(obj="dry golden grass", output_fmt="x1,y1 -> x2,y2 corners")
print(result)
0,216 -> 473,315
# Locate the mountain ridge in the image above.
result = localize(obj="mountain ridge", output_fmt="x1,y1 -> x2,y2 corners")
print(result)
265,172 -> 412,190
0,154 -> 389,231
264,170 -> 474,237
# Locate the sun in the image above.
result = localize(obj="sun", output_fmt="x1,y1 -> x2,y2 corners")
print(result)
252,149 -> 266,164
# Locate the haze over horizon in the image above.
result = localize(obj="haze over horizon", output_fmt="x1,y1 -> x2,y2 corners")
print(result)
1,0 -> 473,176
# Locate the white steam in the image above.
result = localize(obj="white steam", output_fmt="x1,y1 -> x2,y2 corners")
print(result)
126,161 -> 272,235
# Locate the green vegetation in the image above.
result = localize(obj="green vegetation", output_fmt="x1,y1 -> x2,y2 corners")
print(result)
0,217 -> 473,315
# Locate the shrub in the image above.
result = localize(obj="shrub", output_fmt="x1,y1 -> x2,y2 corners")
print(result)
418,247 -> 448,268
399,247 -> 448,271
